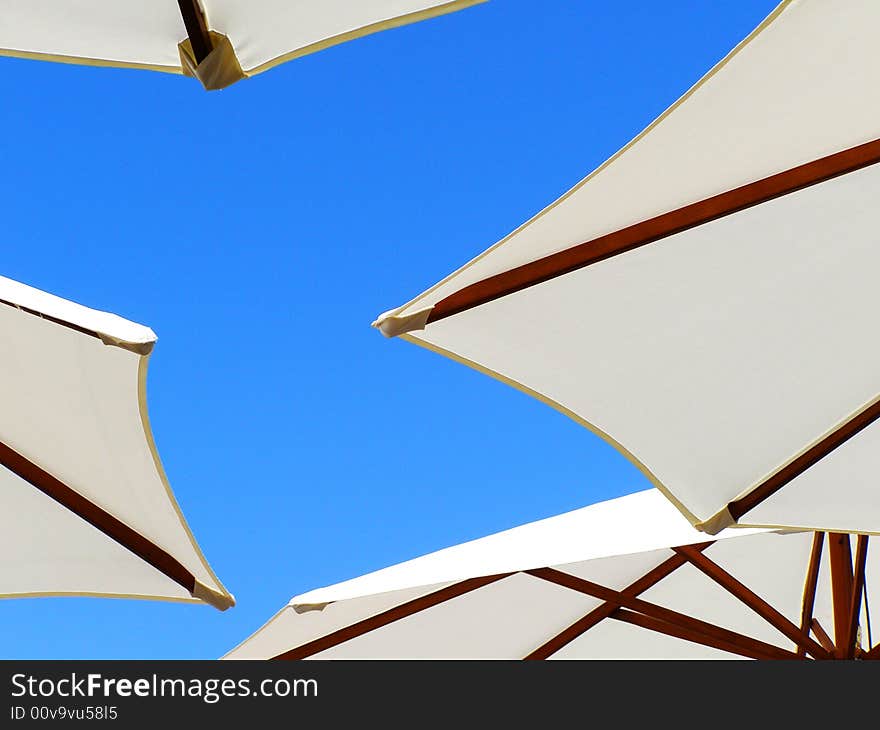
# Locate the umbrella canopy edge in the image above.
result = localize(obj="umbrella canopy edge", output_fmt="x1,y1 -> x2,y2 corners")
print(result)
0,0 -> 486,89
373,0 -> 793,326
135,356 -> 235,611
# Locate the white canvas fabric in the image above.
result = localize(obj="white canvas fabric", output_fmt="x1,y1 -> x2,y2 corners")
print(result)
0,275 -> 232,609
225,490 -> 863,659
374,0 -> 880,534
0,0 -> 481,83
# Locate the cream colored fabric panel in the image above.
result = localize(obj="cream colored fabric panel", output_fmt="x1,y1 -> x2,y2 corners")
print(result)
312,574 -> 594,659
0,465 -> 191,600
413,163 -> 880,528
744,422 -> 880,534
224,527 -> 821,659
554,547 -> 684,594
553,617 -> 739,659
223,584 -> 444,659
0,1 -> 183,68
225,491 -> 801,659
207,0 -> 480,73
388,0 -> 880,320
290,490 -> 761,606
225,490 -> 869,658
0,295 -> 228,600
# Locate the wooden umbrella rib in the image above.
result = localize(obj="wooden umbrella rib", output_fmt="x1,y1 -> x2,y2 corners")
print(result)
673,546 -> 831,659
273,573 -> 512,660
0,298 -> 102,343
0,298 -> 153,356
525,542 -> 713,660
177,0 -> 214,63
0,440 -> 196,595
611,609 -> 792,661
525,567 -> 800,660
426,138 -> 880,325
729,401 -> 880,522
797,532 -> 824,658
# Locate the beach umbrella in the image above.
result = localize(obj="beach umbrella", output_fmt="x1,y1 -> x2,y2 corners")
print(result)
0,274 -> 233,610
0,0 -> 481,90
373,0 -> 880,536
224,490 -> 878,659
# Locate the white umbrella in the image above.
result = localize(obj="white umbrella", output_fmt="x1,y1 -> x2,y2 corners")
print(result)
224,490 -> 878,659
0,0 -> 481,90
0,274 -> 233,610
373,0 -> 880,536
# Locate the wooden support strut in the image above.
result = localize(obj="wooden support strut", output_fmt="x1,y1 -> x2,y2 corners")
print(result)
811,619 -> 836,654
673,545 -> 831,660
177,0 -> 214,64
525,546 -> 711,660
611,609 -> 790,661
525,567 -> 802,660
797,532 -> 825,658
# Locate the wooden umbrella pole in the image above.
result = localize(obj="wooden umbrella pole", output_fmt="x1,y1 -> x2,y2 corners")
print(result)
828,532 -> 854,657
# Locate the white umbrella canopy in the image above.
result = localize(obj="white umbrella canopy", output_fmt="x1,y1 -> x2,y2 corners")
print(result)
0,0 -> 482,90
374,0 -> 880,536
224,490 -> 880,659
0,274 -> 233,610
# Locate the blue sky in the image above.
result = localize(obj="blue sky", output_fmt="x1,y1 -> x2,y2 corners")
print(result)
1,0 -> 779,658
